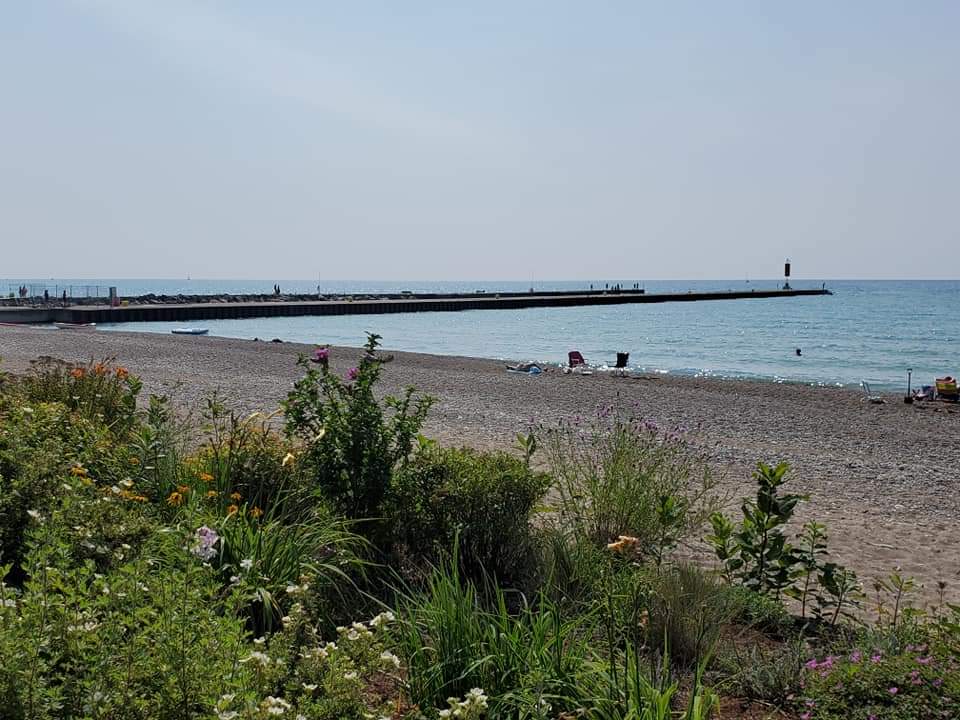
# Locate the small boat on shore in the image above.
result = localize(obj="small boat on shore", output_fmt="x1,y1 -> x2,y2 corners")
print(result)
53,322 -> 97,330
171,328 -> 209,335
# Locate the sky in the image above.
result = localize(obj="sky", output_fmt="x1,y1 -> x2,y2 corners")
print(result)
1,1 -> 957,280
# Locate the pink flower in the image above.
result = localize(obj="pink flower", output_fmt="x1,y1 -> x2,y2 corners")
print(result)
871,654 -> 883,663
346,367 -> 359,381
933,678 -> 943,688
805,659 -> 819,670
313,347 -> 329,360
917,655 -> 933,665
849,650 -> 862,663
800,713 -> 811,720
888,686 -> 898,695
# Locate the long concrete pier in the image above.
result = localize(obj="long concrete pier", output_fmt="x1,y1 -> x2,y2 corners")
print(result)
0,287 -> 831,325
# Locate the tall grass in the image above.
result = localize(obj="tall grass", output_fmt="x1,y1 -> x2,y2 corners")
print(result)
542,413 -> 720,558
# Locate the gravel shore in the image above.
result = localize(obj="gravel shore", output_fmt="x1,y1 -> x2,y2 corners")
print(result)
2,325 -> 958,606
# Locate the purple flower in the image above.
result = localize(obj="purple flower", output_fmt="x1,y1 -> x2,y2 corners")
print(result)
871,653 -> 883,663
805,659 -> 819,671
192,525 -> 219,561
933,678 -> 943,688
849,650 -> 862,663
312,347 -> 329,363
888,686 -> 898,695
800,713 -> 811,720
917,655 -> 933,665
345,367 -> 359,382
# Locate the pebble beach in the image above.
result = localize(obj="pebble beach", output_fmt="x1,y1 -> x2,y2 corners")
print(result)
2,324 -> 958,607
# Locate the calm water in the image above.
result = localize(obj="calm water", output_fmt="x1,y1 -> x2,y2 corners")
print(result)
5,279 -> 957,391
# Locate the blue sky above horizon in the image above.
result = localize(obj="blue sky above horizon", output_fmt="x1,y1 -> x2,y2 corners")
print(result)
1,1 -> 957,280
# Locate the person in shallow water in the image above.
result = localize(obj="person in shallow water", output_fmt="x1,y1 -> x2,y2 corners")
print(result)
796,348 -> 802,356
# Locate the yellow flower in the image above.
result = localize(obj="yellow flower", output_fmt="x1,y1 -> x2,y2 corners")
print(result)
69,465 -> 88,477
282,452 -> 296,467
227,504 -> 239,516
167,491 -> 184,506
250,506 -> 263,518
199,472 -> 214,483
129,457 -> 140,465
176,485 -> 190,494
205,490 -> 219,499
230,492 -> 242,502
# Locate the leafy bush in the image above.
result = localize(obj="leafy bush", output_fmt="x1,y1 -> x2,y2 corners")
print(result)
798,642 -> 959,719
0,507 -> 253,719
707,462 -> 862,621
283,334 -> 433,543
542,411 -> 719,560
20,357 -> 142,434
390,445 -> 550,585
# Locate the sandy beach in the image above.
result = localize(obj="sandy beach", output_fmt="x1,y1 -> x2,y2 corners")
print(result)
2,324 -> 958,607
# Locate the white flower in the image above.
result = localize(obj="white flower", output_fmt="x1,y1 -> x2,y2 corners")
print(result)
369,611 -> 395,628
343,670 -> 358,681
438,711 -> 452,719
241,651 -> 271,667
302,683 -> 317,691
263,696 -> 291,715
240,558 -> 253,571
217,712 -> 238,720
253,636 -> 266,646
379,650 -> 401,668
26,510 -> 41,520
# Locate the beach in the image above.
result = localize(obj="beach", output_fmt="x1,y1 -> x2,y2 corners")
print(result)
2,324 -> 958,607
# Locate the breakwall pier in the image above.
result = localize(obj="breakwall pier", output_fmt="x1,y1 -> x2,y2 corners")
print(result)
0,287 -> 831,325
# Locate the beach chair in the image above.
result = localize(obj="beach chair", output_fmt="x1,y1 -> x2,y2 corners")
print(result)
936,377 -> 959,402
860,381 -> 884,404
613,352 -> 629,376
568,351 -> 586,368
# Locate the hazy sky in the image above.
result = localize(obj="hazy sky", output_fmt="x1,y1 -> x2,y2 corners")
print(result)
1,2 -> 957,280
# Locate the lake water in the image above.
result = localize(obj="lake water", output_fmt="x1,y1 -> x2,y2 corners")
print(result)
4,279 -> 957,390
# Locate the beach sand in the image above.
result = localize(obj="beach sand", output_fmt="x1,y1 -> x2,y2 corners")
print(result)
2,325 -> 958,608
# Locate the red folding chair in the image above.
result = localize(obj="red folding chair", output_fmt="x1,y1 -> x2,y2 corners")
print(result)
568,351 -> 586,368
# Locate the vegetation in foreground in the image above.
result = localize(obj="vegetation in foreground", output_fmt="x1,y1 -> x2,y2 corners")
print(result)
0,337 -> 957,719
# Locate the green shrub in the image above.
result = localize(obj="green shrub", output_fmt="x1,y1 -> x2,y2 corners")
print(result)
283,334 -> 433,544
798,642 -> 959,719
192,397 -> 301,519
542,412 -> 719,560
390,445 -> 550,585
19,357 -> 142,435
0,506 -> 253,719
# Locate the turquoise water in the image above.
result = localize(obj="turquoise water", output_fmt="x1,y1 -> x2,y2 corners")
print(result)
5,279 -> 957,390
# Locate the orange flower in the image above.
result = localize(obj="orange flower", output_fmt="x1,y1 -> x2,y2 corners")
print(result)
607,535 -> 639,554
70,367 -> 85,379
167,491 -> 184,506
129,457 -> 140,465
205,490 -> 219,499
199,472 -> 214,483
229,492 -> 242,502
115,367 -> 129,379
226,504 -> 239,516
93,363 -> 108,376
120,490 -> 148,502
176,485 -> 190,494
250,506 -> 263,518
69,465 -> 88,477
